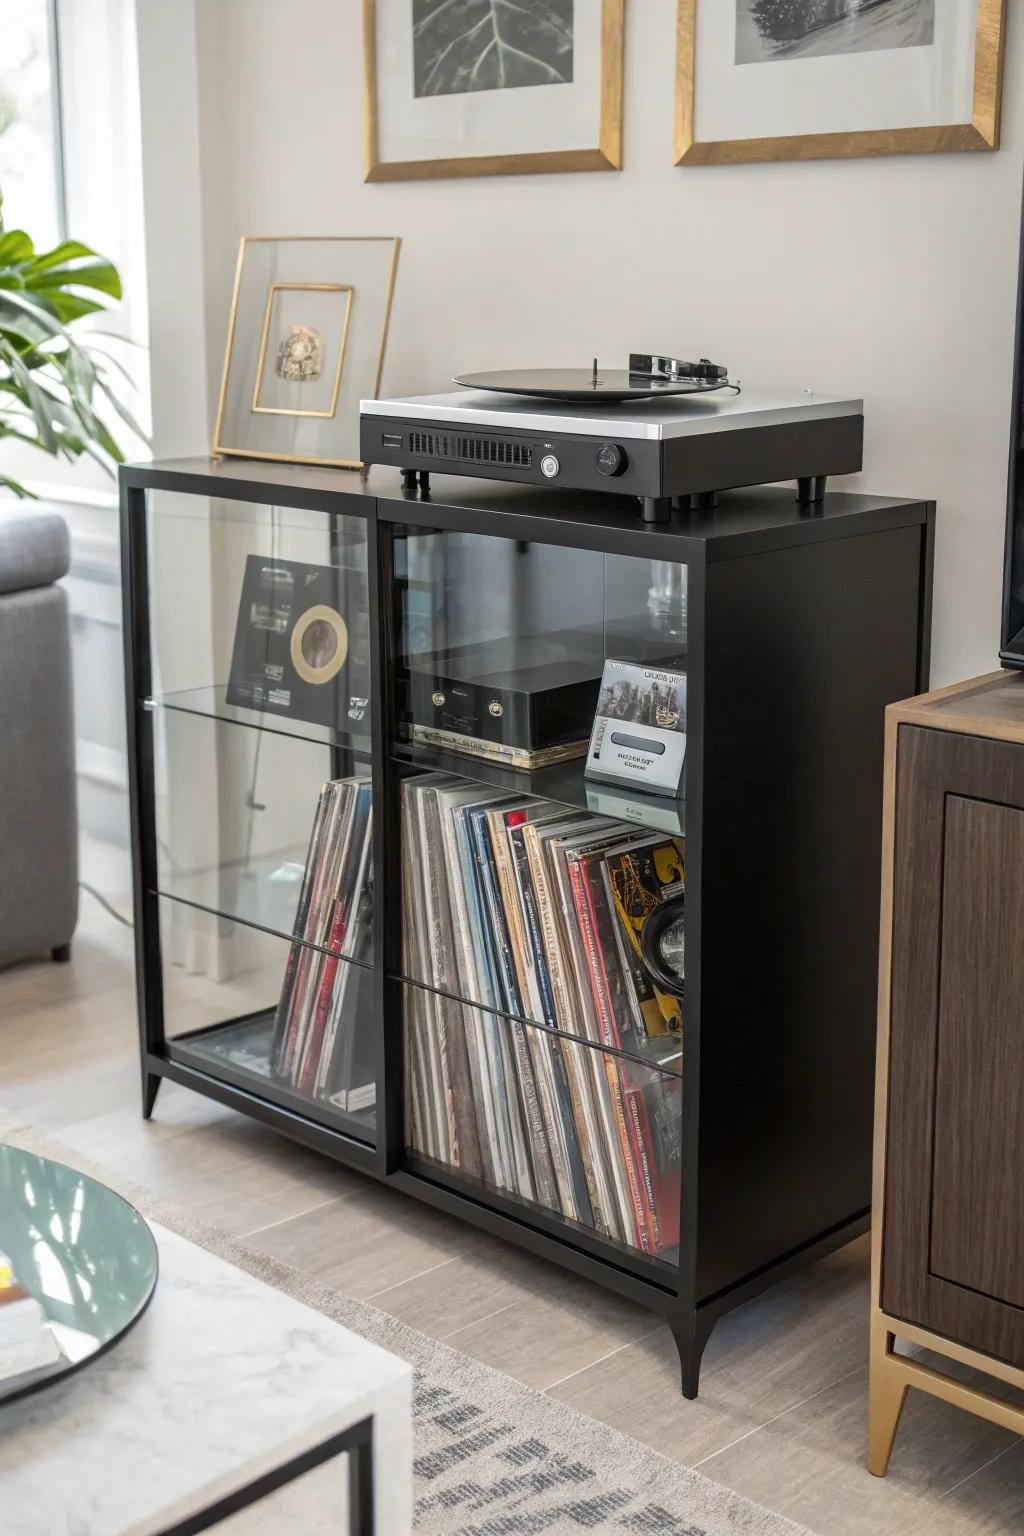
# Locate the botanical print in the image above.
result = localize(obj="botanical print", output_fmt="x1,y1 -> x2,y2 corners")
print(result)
735,0 -> 935,65
412,0 -> 574,98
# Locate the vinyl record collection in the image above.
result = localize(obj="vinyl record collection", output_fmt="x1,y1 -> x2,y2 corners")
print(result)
269,775 -> 375,1110
401,774 -> 685,1258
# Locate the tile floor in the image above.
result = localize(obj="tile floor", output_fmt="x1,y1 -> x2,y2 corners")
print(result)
2,865 -> 1022,1535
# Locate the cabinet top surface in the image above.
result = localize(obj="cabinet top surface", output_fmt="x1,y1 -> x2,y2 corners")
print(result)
892,671 -> 1024,743
123,457 -> 928,560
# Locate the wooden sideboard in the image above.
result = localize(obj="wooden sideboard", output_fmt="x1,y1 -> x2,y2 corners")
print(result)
870,671 -> 1024,1475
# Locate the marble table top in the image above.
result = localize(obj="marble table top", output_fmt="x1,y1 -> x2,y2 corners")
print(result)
0,1222 -> 412,1535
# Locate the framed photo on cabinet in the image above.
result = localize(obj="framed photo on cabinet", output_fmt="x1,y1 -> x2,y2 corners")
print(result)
675,0 -> 1006,166
363,0 -> 623,181
213,236 -> 400,470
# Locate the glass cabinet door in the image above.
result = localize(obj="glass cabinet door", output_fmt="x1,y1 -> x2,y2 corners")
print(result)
140,491 -> 376,1144
386,526 -> 689,1269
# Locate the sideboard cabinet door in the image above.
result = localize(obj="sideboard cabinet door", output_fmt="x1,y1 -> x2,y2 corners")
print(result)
883,724 -> 1024,1368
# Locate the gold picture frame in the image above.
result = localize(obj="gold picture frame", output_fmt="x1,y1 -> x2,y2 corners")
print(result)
213,235 -> 400,471
251,283 -> 353,418
363,0 -> 624,182
675,0 -> 1007,166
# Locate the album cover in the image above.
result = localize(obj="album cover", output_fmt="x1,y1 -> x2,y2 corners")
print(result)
226,555 -> 370,732
587,658 -> 687,797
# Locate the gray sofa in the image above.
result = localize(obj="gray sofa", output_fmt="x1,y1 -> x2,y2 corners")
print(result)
0,507 -> 78,968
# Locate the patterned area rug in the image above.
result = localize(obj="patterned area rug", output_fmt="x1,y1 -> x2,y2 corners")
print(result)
0,1117 -> 811,1536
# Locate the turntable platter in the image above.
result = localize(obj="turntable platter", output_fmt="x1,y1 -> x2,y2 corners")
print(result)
452,368 -> 732,404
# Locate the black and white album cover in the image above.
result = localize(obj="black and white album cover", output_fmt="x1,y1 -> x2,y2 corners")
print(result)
226,556 -> 370,732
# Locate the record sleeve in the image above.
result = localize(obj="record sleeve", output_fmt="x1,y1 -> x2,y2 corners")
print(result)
587,659 -> 687,797
227,555 -> 370,732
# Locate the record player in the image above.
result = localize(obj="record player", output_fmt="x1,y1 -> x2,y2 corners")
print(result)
360,354 -> 864,523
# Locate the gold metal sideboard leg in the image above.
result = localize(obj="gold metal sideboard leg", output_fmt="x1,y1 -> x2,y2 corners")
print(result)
868,1326 -> 908,1477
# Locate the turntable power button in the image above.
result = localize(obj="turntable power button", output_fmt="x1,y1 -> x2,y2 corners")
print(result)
540,454 -> 560,479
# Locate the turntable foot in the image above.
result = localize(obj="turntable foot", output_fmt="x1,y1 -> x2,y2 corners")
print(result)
642,496 -> 672,524
402,468 -> 418,493
418,470 -> 431,494
689,491 -> 718,510
797,475 -> 827,505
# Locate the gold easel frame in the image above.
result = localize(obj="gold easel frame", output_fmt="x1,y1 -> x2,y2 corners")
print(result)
213,235 -> 400,470
675,0 -> 1007,167
363,0 -> 623,182
869,673 -> 1024,1477
251,283 -> 353,418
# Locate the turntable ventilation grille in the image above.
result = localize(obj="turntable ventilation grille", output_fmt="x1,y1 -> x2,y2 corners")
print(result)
409,429 -> 533,469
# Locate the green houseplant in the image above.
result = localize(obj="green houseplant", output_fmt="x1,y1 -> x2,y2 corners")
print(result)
0,190 -> 145,496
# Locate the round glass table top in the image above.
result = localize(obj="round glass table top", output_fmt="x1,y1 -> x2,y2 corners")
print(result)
0,1144 -> 159,1404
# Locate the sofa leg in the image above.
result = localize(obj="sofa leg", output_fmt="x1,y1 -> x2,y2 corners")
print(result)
51,943 -> 72,963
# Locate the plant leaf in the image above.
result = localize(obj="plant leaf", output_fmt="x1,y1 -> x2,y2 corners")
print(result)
28,260 -> 122,300
34,290 -> 106,324
0,473 -> 37,498
5,349 -> 59,453
0,284 -> 75,338
0,229 -> 34,264
25,238 -> 99,273
95,373 -> 148,442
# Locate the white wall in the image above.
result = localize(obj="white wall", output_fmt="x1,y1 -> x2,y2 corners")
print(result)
184,0 -> 1024,687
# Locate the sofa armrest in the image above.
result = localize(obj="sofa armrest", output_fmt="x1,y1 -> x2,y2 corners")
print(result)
0,507 -> 71,595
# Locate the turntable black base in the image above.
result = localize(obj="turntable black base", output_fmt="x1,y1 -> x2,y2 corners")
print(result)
362,388 -> 863,513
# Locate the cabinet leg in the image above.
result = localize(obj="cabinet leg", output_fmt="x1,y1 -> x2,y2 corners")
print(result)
142,1071 -> 162,1121
672,1313 -> 715,1400
868,1337 -> 909,1477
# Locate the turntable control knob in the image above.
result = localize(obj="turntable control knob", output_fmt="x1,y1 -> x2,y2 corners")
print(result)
540,453 -> 560,479
596,442 -> 626,477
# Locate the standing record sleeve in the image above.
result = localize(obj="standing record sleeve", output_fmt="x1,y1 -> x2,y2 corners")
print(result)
227,555 -> 370,732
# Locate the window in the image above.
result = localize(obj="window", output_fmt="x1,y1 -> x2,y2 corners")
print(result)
0,0 -> 65,246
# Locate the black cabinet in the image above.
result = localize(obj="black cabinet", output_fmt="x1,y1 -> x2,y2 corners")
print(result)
121,457 -> 931,1396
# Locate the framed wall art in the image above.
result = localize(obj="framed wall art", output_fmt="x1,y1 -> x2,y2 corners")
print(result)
213,236 -> 401,469
363,0 -> 623,181
675,0 -> 1006,166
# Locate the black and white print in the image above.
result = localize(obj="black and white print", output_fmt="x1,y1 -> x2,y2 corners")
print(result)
412,0 -> 574,98
735,0 -> 935,65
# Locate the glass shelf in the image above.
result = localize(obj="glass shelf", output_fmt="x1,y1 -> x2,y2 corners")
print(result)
391,743 -> 685,834
157,894 -> 377,1145
390,971 -> 682,1079
405,1150 -> 680,1287
168,1013 -> 376,1145
146,686 -> 372,756
153,705 -> 374,961
401,980 -> 682,1265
